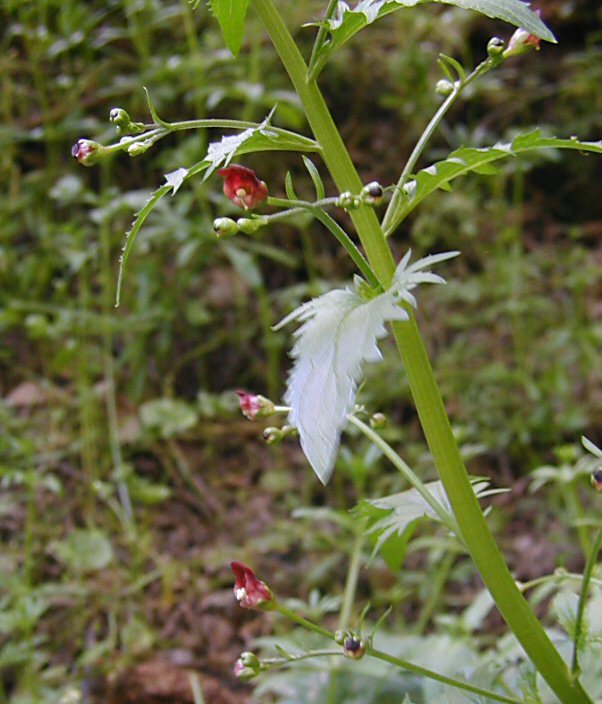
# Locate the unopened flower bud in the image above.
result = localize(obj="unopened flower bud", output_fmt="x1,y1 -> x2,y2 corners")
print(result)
233,659 -> 258,680
435,79 -> 454,96
231,562 -> 275,610
334,630 -> 346,645
370,412 -> 387,429
127,139 -> 155,157
591,468 -> 602,492
236,390 -> 275,419
240,652 -> 261,669
343,636 -> 366,660
338,191 -> 360,210
487,37 -> 505,63
503,25 -> 541,58
280,425 -> 298,440
360,181 -> 384,206
109,107 -> 144,135
214,217 -> 239,238
237,216 -> 268,235
263,427 -> 282,444
71,139 -> 106,166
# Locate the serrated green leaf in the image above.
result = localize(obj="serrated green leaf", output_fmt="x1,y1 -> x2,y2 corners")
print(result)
207,0 -> 250,56
308,0 -> 555,79
385,131 -> 602,235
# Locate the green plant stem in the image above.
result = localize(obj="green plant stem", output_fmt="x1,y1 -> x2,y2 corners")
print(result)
252,2 -> 594,701
565,482 -> 592,560
414,549 -> 456,634
274,605 -> 522,704
366,646 -> 523,704
348,415 -> 461,537
275,604 -> 334,640
266,197 -> 379,287
571,528 -> 602,676
518,572 -> 602,593
382,59 -> 495,237
339,523 -> 365,632
102,119 -> 319,156
100,165 -> 134,527
307,0 -> 340,79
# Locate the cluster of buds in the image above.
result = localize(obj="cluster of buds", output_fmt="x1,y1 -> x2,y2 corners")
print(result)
231,562 -> 275,611
218,164 -> 268,210
337,181 -> 385,211
263,425 -> 298,445
334,630 -> 366,660
233,651 -> 264,680
485,22 -> 541,66
109,107 -> 145,135
236,390 -> 276,420
213,215 -> 268,239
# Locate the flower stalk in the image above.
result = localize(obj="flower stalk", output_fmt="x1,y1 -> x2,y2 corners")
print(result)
250,1 -> 594,701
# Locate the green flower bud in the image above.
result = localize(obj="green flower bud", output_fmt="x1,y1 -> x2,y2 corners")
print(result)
263,427 -> 282,444
237,216 -> 268,235
213,217 -> 239,238
435,79 -> 454,97
338,191 -> 359,210
370,412 -> 387,429
487,37 -> 505,64
240,652 -> 261,669
109,107 -> 145,135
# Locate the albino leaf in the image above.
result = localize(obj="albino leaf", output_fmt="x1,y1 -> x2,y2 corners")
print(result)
276,250 -> 458,484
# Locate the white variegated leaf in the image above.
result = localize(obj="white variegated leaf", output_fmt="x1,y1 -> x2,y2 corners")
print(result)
276,250 -> 459,484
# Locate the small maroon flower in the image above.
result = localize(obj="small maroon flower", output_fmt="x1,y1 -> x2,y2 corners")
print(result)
231,561 -> 274,610
71,139 -> 104,166
218,164 -> 268,210
236,390 -> 275,420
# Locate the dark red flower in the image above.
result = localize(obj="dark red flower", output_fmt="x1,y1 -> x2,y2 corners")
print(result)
231,561 -> 274,610
218,165 -> 268,210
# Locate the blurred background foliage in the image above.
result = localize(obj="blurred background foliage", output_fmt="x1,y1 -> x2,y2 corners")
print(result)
0,1 -> 601,702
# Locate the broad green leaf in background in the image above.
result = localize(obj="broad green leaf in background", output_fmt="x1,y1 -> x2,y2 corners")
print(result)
206,0 -> 250,56
140,398 -> 199,438
53,529 -> 114,573
308,0 -> 556,79
275,251 -> 457,484
383,132 -> 602,236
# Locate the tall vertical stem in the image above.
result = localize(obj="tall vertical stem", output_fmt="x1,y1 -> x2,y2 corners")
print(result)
250,2 -> 593,702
